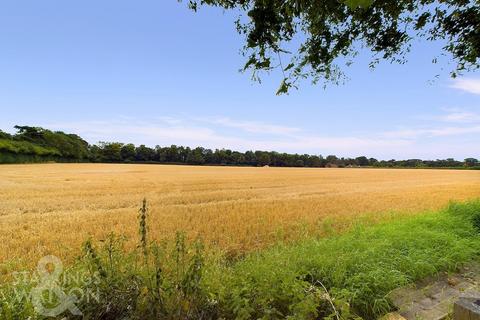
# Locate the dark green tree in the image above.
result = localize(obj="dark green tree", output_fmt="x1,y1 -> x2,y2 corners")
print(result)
326,155 -> 339,166
355,156 -> 369,166
13,126 -> 89,159
135,145 -> 156,162
464,158 -> 479,167
13,126 -> 43,142
244,150 -> 257,165
99,142 -> 123,162
256,151 -> 271,166
166,145 -> 181,162
121,144 -> 136,161
187,147 -> 207,164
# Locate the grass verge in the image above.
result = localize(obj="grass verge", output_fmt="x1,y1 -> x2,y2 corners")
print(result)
1,201 -> 479,319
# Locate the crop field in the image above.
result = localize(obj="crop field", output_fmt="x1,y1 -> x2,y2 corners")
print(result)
1,163 -> 480,266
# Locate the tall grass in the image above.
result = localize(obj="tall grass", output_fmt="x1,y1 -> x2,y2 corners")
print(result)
1,201 -> 479,319
220,201 -> 480,319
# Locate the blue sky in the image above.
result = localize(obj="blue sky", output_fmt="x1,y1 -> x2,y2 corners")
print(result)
1,1 -> 479,160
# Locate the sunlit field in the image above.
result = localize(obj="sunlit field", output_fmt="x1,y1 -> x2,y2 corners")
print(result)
1,163 -> 480,265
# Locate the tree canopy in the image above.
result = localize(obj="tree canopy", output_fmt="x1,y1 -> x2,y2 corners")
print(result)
7,126 -> 90,159
185,0 -> 480,93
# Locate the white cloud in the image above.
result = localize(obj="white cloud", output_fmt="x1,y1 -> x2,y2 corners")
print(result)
47,119 -> 216,144
386,107 -> 480,139
450,78 -> 480,95
43,117 -> 410,157
195,116 -> 301,135
39,109 -> 479,159
385,126 -> 480,139
439,111 -> 480,123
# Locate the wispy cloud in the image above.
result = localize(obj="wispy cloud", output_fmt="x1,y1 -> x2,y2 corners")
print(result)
47,119 -> 215,143
450,78 -> 480,95
439,111 -> 480,123
39,109 -> 479,159
44,117 -> 409,157
384,126 -> 480,139
386,107 -> 480,139
195,116 -> 301,136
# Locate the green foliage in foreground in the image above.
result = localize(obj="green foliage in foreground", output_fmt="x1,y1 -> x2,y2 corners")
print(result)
1,201 -> 479,319
224,203 -> 480,319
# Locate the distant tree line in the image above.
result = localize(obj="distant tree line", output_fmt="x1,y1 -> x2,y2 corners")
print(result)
0,126 -> 478,168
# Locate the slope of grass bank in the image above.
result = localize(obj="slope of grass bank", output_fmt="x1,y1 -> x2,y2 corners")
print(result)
1,201 -> 479,319
218,201 -> 480,319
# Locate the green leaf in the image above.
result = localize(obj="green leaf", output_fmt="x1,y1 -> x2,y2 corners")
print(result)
284,63 -> 295,71
276,79 -> 290,95
344,0 -> 373,9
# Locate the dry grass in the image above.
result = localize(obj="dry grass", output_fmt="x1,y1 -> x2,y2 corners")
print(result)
1,163 -> 479,266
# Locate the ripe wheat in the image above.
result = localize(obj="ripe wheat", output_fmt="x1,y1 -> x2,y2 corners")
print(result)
1,163 -> 479,266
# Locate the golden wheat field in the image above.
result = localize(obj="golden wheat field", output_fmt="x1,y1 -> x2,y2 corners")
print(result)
1,163 -> 480,265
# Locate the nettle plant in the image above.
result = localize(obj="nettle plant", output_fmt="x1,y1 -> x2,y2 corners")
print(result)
75,199 -> 212,320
